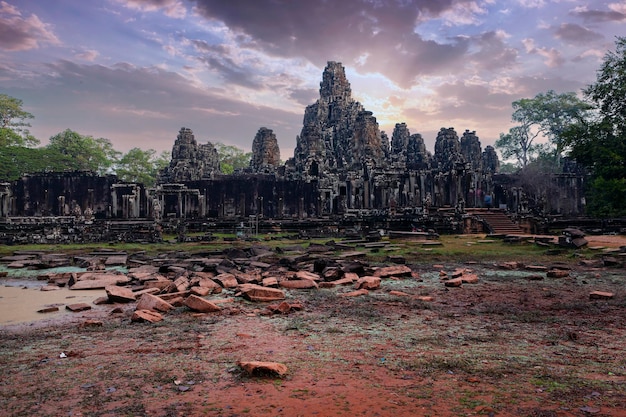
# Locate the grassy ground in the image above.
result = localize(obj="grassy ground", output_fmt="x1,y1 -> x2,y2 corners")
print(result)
0,233 -> 593,264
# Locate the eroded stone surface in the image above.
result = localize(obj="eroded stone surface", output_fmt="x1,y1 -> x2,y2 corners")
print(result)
131,309 -> 163,323
237,361 -> 288,377
183,295 -> 221,313
136,293 -> 174,313
159,127 -> 220,182
250,127 -> 281,173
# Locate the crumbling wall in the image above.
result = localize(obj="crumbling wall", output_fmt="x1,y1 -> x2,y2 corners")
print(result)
155,175 -> 318,219
4,172 -> 149,220
11,171 -> 115,218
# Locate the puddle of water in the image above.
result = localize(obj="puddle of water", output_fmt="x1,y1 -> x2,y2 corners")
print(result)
0,283 -> 106,325
0,265 -> 124,325
0,265 -> 126,278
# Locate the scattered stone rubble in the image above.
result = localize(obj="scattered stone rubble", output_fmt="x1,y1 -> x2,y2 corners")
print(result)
2,237 -> 622,326
2,243 -> 427,323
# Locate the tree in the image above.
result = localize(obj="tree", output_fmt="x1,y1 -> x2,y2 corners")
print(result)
46,129 -> 120,174
496,90 -> 591,169
498,162 -> 518,174
495,125 -> 539,168
0,146 -> 52,181
0,94 -> 39,147
584,37 -> 626,132
562,37 -> 626,217
214,142 -> 252,174
515,90 -> 592,160
115,148 -> 170,187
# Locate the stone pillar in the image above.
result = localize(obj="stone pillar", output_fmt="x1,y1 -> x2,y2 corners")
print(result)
111,187 -> 118,217
201,191 -> 207,217
58,196 -> 65,216
278,196 -> 284,218
238,193 -> 246,217
135,189 -> 140,218
159,194 -> 165,220
346,180 -> 353,209
88,189 -> 94,213
0,184 -> 10,217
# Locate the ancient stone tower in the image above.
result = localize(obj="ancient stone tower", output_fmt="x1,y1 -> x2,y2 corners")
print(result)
250,127 -> 281,173
159,127 -> 220,182
293,61 -> 385,175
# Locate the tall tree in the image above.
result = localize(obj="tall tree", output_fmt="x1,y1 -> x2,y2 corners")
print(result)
0,147 -> 51,181
0,94 -> 39,147
115,148 -> 170,187
495,125 -> 539,169
584,37 -> 626,132
46,129 -> 120,174
496,90 -> 591,169
563,37 -> 626,217
514,90 -> 592,159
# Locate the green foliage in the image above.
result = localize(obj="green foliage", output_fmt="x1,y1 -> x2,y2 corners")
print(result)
566,119 -> 626,179
115,148 -> 170,187
495,126 -> 539,168
46,129 -> 120,175
0,94 -> 39,147
514,90 -> 591,157
563,37 -> 626,217
0,95 -> 180,182
0,146 -> 52,180
498,162 -> 518,174
584,37 -> 626,132
214,142 -> 251,174
496,90 -> 590,168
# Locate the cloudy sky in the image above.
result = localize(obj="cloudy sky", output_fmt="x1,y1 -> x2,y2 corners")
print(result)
1,0 -> 625,159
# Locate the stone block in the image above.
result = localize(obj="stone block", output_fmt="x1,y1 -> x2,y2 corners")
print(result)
547,269 -> 569,278
444,277 -> 464,287
238,284 -> 285,302
131,309 -> 163,323
355,276 -> 381,290
136,293 -> 174,313
105,285 -> 136,303
589,291 -> 614,300
296,270 -> 321,281
214,273 -> 238,288
262,277 -> 279,287
183,295 -> 221,313
339,289 -> 369,297
373,265 -> 412,278
66,303 -> 92,312
279,279 -> 319,289
237,360 -> 287,377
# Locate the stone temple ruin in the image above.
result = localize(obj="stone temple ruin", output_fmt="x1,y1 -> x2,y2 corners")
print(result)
0,62 -> 593,243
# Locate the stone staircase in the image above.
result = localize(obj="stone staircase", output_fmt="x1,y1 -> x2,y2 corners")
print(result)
466,208 -> 523,235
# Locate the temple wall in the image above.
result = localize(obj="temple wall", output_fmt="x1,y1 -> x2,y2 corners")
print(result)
4,172 -> 148,220
0,169 -> 586,222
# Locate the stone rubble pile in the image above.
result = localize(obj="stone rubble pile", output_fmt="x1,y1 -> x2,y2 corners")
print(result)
1,244 -> 423,323
1,239 -> 621,324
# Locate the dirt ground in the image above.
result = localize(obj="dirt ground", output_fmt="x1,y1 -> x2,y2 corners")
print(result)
580,235 -> 626,248
1,236 -> 625,417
